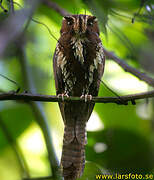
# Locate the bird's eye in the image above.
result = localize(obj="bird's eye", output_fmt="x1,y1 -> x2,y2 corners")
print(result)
67,21 -> 73,25
64,16 -> 74,25
87,16 -> 97,26
87,21 -> 93,26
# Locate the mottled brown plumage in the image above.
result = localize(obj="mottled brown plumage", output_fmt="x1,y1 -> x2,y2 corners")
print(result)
53,14 -> 105,180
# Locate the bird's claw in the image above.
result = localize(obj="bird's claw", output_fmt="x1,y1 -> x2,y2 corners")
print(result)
80,94 -> 92,102
57,93 -> 69,101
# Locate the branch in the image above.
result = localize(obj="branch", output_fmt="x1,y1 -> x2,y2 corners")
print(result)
0,90 -> 154,104
42,0 -> 70,17
104,49 -> 154,87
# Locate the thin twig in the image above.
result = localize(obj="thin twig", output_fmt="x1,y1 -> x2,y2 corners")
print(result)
42,0 -> 70,17
99,79 -> 128,105
31,18 -> 59,42
0,1 -> 8,12
104,49 -> 154,87
0,73 -> 20,92
0,90 -> 154,104
11,2 -> 60,43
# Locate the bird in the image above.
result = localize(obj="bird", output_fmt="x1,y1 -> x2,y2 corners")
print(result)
53,14 -> 105,180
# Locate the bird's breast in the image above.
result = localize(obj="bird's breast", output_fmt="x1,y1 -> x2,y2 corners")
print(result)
56,38 -> 103,95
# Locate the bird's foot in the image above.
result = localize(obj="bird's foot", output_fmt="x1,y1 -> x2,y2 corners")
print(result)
57,93 -> 69,101
80,94 -> 92,102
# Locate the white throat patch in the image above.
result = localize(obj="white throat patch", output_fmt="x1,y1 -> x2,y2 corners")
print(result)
71,38 -> 85,64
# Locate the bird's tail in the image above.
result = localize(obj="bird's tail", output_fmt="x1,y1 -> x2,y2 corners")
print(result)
61,119 -> 87,180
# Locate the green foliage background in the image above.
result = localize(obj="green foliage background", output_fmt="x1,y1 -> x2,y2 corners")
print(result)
0,0 -> 154,179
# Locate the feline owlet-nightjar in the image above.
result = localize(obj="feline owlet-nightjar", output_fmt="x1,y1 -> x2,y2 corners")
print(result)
53,14 -> 105,180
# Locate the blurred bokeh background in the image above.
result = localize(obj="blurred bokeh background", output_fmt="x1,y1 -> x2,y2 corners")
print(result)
0,0 -> 154,179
